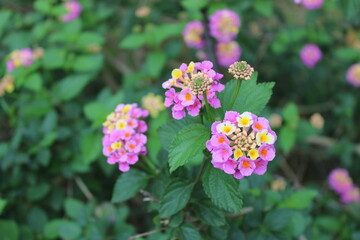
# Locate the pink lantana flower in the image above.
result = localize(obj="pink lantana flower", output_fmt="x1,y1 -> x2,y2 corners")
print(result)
300,44 -> 322,68
301,0 -> 323,10
328,168 -> 354,195
346,63 -> 360,88
209,9 -> 241,42
341,187 -> 360,204
61,0 -> 82,22
183,21 -> 205,50
207,111 -> 277,179
216,41 -> 242,67
162,61 -> 224,120
102,103 -> 149,172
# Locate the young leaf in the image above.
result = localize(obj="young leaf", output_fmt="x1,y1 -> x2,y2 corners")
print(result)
168,124 -> 210,172
111,169 -> 149,203
264,209 -> 293,231
179,223 -> 201,240
159,178 -> 194,218
193,200 -> 226,227
278,189 -> 318,209
158,118 -> 195,151
202,165 -> 243,213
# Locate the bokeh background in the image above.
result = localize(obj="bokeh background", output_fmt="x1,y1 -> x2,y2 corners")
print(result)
0,0 -> 360,239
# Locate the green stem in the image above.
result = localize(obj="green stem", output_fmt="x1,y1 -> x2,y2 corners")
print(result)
229,80 -> 242,110
203,93 -> 215,123
142,155 -> 158,175
193,157 -> 208,185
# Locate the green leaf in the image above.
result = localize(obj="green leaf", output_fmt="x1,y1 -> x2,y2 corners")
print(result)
159,178 -> 194,218
77,32 -> 104,47
334,47 -> 360,62
254,0 -> 273,17
193,200 -> 226,227
52,74 -> 92,101
23,73 -> 42,91
278,189 -> 318,209
158,117 -> 195,151
111,169 -> 149,203
26,183 -> 50,201
202,165 -> 243,213
264,209 -> 293,231
282,102 -> 299,128
119,33 -> 147,49
181,0 -> 208,10
279,126 -> 296,154
179,223 -> 201,240
315,216 -> 341,234
169,124 -> 210,172
64,198 -> 87,226
143,51 -> 166,77
0,198 -> 8,215
73,54 -> 103,72
0,10 -> 12,37
80,132 -> 102,164
34,0 -> 52,14
83,102 -> 109,126
0,220 -> 19,240
27,207 -> 47,233
58,221 -> 82,239
43,48 -> 66,69
218,73 -> 275,115
169,211 -> 184,227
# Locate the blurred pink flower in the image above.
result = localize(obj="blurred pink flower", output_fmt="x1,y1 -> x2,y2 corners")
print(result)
183,21 -> 205,50
328,168 -> 353,194
209,9 -> 241,42
302,0 -> 323,10
61,0 -> 82,22
102,104 -> 149,172
216,41 -> 242,67
346,63 -> 360,87
300,44 -> 322,68
341,187 -> 360,204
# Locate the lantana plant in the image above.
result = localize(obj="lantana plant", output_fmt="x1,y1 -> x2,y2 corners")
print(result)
107,59 -> 277,239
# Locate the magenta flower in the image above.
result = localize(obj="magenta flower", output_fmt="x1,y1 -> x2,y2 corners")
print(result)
206,111 -> 277,179
300,44 -> 322,68
61,0 -> 82,22
328,168 -> 353,195
5,48 -> 38,72
102,104 -> 149,172
209,9 -> 241,42
183,21 -> 205,50
6,61 -> 15,72
302,0 -> 323,10
340,187 -> 360,204
346,63 -> 360,87
216,41 -> 242,67
162,61 -> 224,119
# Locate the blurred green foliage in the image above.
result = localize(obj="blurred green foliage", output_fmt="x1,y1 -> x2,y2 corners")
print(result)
0,0 -> 360,239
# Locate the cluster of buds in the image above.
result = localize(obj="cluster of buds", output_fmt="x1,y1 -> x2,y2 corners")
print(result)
0,76 -> 15,97
346,63 -> 360,88
6,48 -> 43,72
300,44 -> 322,68
183,9 -> 242,67
61,0 -> 82,22
162,61 -> 224,119
328,168 -> 360,204
141,93 -> 165,118
206,111 -> 277,179
102,104 -> 149,172
228,61 -> 254,80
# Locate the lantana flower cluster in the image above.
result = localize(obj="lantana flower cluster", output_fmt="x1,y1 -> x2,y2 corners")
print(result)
61,0 -> 82,22
300,44 -> 322,68
346,63 -> 360,88
0,76 -> 15,97
183,9 -> 241,67
141,93 -> 165,118
206,111 -> 277,179
6,48 -> 43,72
162,60 -> 224,119
294,0 -> 324,10
102,104 -> 149,172
328,168 -> 360,204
